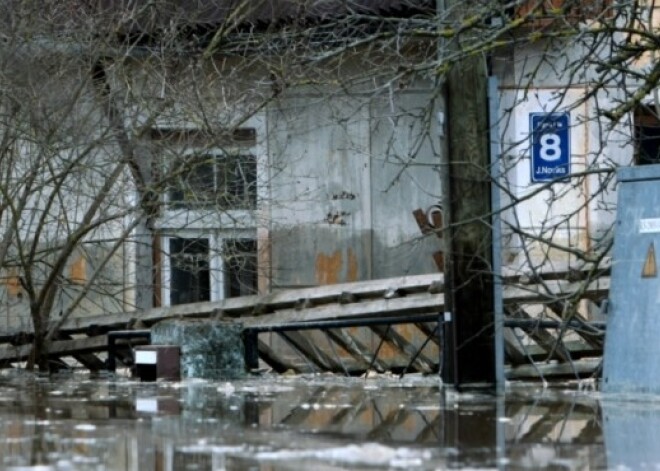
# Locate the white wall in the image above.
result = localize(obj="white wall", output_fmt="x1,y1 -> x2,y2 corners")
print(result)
494,40 -> 635,271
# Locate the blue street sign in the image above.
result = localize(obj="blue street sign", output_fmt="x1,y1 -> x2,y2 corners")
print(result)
530,112 -> 570,183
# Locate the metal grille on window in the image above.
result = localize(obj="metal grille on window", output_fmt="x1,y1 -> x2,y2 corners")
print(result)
169,154 -> 257,209
635,105 -> 660,165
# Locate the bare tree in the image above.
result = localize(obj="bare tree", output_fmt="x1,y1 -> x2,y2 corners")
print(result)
0,0 -> 656,376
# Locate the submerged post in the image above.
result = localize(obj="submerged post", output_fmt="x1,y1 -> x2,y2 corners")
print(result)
443,40 -> 495,387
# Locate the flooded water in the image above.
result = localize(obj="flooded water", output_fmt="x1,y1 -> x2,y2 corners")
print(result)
0,370 -> 650,470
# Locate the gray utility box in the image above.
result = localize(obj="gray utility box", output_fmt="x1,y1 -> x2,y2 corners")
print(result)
603,164 -> 660,394
134,345 -> 180,382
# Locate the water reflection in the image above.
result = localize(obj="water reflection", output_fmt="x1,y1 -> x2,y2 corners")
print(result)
602,398 -> 660,470
0,371 -> 639,470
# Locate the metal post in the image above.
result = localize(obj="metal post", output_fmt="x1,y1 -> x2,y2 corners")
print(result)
107,335 -> 116,372
106,330 -> 151,372
488,77 -> 505,395
436,0 -> 457,387
243,329 -> 260,370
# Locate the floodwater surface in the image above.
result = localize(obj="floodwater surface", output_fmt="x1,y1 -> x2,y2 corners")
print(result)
0,371 -> 649,470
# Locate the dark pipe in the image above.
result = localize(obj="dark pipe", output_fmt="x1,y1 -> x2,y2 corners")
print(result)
503,319 -> 606,331
107,330 -> 151,372
245,315 -> 605,334
246,313 -> 440,334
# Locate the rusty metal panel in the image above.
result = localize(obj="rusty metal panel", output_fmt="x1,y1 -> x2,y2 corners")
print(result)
134,345 -> 181,382
603,165 -> 660,394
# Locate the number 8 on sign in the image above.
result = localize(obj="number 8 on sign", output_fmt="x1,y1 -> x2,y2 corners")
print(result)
540,133 -> 561,162
529,112 -> 570,183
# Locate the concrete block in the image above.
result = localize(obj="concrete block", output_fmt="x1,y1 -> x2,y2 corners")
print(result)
151,319 -> 246,380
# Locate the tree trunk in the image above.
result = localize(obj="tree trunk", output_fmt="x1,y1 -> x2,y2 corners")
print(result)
444,52 -> 495,386
28,309 -> 50,372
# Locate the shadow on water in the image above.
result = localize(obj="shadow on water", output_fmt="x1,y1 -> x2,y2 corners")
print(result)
0,371 -> 651,470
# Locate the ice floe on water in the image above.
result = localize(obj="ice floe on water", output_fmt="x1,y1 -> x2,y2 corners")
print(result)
73,424 -> 96,431
253,443 -> 433,468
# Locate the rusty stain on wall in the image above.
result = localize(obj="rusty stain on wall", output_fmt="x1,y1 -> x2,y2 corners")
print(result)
378,341 -> 399,361
69,256 -> 87,285
347,248 -> 358,282
2,270 -> 22,297
315,249 -> 359,285
316,250 -> 342,285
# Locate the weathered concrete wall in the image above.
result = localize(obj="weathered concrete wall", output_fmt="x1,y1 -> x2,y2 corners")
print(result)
268,87 -> 443,288
369,91 -> 444,279
0,242 -> 129,331
268,94 -> 373,287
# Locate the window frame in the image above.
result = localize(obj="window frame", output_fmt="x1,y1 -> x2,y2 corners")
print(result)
151,119 -> 266,306
160,231 -> 258,306
166,148 -> 258,211
634,104 -> 660,165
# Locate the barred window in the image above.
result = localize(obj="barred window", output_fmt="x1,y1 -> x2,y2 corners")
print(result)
168,153 -> 257,210
635,105 -> 660,165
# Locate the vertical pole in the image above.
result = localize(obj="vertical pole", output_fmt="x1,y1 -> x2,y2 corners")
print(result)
244,329 -> 260,371
134,221 -> 155,311
440,183 -> 457,387
107,335 -> 116,372
444,4 -> 495,387
436,0 -> 457,387
488,77 -> 506,395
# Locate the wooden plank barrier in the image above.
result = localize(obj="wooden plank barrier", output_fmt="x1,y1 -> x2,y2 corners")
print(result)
0,270 -> 610,378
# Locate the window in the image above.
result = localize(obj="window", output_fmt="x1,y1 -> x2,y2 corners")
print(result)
166,236 -> 258,305
223,239 -> 258,298
634,105 -> 660,165
169,237 -> 211,305
155,127 -> 260,306
168,153 -> 257,210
